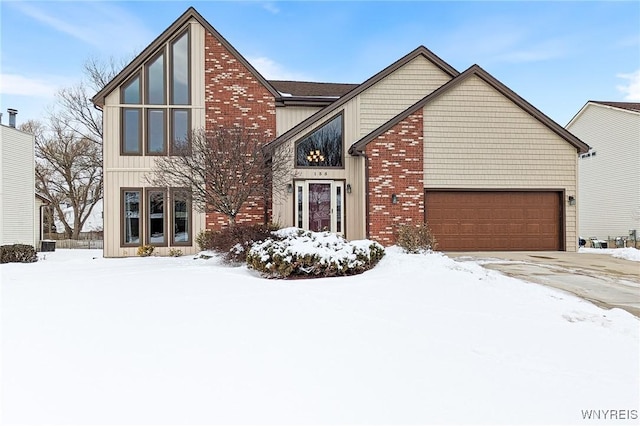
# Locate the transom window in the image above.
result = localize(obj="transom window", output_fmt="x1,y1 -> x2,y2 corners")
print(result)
119,28 -> 191,156
295,114 -> 343,167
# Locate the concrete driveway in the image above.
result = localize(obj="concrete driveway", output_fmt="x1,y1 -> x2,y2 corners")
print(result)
448,251 -> 640,317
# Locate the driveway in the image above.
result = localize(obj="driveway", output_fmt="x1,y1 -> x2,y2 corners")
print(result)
448,251 -> 640,317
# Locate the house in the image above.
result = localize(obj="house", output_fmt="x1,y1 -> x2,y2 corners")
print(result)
566,101 -> 640,244
0,109 -> 45,248
92,7 -> 588,257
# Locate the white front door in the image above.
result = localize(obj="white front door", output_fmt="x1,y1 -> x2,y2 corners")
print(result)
294,180 -> 344,234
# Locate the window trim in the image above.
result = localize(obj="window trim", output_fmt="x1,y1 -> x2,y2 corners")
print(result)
170,188 -> 192,246
121,108 -> 142,155
294,111 -> 345,169
145,108 -> 167,155
169,108 -> 191,155
169,29 -> 191,106
145,49 -> 167,105
121,187 -> 143,247
145,188 -> 168,247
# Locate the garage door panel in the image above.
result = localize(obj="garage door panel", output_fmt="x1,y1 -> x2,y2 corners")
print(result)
425,191 -> 562,251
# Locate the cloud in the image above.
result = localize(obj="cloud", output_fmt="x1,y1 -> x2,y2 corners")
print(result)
0,73 -> 61,97
248,56 -> 311,81
10,2 -> 154,55
261,2 -> 280,14
616,70 -> 640,101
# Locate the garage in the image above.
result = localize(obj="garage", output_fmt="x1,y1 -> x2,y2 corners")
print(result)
425,191 -> 563,251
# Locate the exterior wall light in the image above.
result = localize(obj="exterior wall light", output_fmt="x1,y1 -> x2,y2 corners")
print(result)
346,184 -> 352,194
391,194 -> 398,204
287,183 -> 293,193
568,195 -> 575,206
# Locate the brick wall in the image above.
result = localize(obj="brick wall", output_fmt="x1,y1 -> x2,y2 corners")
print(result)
204,31 -> 276,230
366,111 -> 424,245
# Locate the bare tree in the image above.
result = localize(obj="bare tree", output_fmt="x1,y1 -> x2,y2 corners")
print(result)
19,57 -> 125,239
52,56 -> 125,145
21,119 -> 102,239
147,126 -> 292,227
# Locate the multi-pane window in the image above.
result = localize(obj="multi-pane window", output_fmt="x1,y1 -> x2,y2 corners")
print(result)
121,188 -> 191,247
296,114 -> 343,167
172,189 -> 190,245
120,28 -> 191,156
147,109 -> 166,154
122,109 -> 141,154
171,31 -> 190,105
147,190 -> 166,245
122,75 -> 141,104
146,53 -> 166,105
123,190 -> 141,245
171,109 -> 190,153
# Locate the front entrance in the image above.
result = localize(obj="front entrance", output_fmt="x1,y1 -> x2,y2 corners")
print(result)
294,180 -> 344,234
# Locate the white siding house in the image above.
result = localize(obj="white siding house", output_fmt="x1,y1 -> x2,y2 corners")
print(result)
566,101 -> 640,242
0,113 -> 37,247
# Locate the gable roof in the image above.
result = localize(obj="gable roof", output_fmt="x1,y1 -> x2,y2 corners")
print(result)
92,7 -> 281,107
269,80 -> 358,98
566,100 -> 640,128
263,45 -> 459,153
349,64 -> 590,155
590,101 -> 640,113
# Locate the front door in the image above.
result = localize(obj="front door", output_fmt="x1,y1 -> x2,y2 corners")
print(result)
294,180 -> 344,234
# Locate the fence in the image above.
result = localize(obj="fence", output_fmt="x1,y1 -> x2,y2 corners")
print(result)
42,239 -> 104,250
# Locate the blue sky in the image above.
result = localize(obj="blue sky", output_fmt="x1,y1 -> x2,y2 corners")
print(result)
1,1 -> 638,126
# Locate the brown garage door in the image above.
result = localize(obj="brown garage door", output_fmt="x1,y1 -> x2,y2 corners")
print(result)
425,191 -> 562,251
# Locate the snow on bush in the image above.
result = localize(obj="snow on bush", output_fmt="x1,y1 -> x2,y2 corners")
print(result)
247,227 -> 385,278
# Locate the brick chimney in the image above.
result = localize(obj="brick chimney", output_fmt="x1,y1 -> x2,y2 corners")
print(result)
8,108 -> 18,128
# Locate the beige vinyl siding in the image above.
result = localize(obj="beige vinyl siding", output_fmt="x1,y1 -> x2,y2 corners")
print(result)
102,20 -> 206,257
359,55 -> 452,137
567,104 -> 640,239
275,106 -> 323,136
423,75 -> 579,250
0,126 -> 35,247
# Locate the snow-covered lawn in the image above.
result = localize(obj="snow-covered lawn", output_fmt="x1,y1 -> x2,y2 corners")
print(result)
2,248 -> 638,425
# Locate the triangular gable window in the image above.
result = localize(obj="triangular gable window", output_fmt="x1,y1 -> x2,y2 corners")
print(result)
295,114 -> 343,167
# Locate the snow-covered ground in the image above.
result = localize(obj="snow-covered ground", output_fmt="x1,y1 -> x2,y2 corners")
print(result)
579,246 -> 640,262
2,248 -> 638,425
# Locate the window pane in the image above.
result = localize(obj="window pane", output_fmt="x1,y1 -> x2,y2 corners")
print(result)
147,53 -> 165,104
147,109 -> 165,153
122,75 -> 140,104
297,185 -> 303,228
171,32 -> 189,105
124,191 -> 140,244
296,115 -> 343,167
171,109 -> 189,152
173,191 -> 190,243
148,191 -> 165,244
123,109 -> 140,154
336,186 -> 342,233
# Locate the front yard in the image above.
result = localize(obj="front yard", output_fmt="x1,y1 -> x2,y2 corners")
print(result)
1,248 -> 638,424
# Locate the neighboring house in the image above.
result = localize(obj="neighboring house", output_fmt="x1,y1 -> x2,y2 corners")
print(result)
566,101 -> 640,242
92,7 -> 588,257
0,109 -> 39,247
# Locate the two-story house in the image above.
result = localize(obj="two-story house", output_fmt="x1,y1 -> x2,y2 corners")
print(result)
566,101 -> 640,245
93,7 -> 588,257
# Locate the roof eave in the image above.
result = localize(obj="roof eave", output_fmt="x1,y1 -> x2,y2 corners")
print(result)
350,64 -> 590,155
